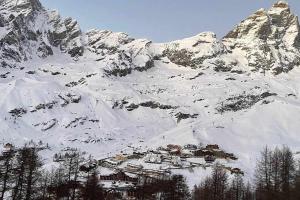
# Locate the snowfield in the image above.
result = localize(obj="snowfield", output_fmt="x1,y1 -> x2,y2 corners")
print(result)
0,0 -> 300,187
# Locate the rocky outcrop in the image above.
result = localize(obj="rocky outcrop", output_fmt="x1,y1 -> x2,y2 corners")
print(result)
223,1 -> 300,74
0,0 -> 83,68
0,0 -> 299,75
87,30 -> 155,76
163,32 -> 227,69
216,92 -> 277,113
47,11 -> 84,57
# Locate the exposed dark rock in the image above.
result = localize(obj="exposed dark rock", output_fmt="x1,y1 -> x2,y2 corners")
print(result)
124,101 -> 177,111
37,42 -> 53,58
0,72 -> 10,78
175,112 -> 198,123
65,117 -> 88,128
139,101 -> 177,109
216,92 -> 277,113
189,72 -> 204,80
213,60 -> 232,72
41,119 -> 58,131
58,93 -> 81,106
112,99 -> 129,109
230,70 -> 245,74
31,101 -> 57,112
193,99 -> 205,103
104,68 -> 132,77
163,48 -> 215,68
9,108 -> 27,118
287,93 -> 296,97
86,73 -> 97,78
225,77 -> 236,80
65,78 -> 86,87
104,59 -> 154,77
125,103 -> 139,111
51,71 -> 61,75
26,71 -> 35,74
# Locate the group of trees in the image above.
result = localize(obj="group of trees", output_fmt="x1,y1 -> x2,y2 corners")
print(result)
0,143 -> 104,200
0,143 -> 299,200
192,146 -> 300,200
135,174 -> 191,200
254,146 -> 299,200
192,165 -> 253,200
0,143 -> 43,200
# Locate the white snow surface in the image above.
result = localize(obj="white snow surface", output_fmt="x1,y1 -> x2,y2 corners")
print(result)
0,0 -> 300,187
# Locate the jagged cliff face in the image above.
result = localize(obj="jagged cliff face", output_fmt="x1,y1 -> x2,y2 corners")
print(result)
223,1 -> 300,74
0,0 -> 83,68
1,0 -> 299,74
0,0 -> 300,184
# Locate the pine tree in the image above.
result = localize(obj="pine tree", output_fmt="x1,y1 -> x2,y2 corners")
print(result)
0,145 -> 16,200
271,147 -> 281,199
230,174 -> 245,200
12,144 -> 43,200
193,164 -> 229,200
169,174 -> 191,200
292,160 -> 300,200
81,172 -> 104,200
279,146 -> 295,200
255,146 -> 273,200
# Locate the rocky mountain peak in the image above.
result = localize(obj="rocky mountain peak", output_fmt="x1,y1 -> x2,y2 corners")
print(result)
272,1 -> 289,9
0,0 -> 43,14
222,1 -> 300,74
223,1 -> 298,41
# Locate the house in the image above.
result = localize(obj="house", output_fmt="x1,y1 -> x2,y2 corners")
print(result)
79,161 -> 97,172
225,153 -> 238,160
231,168 -> 244,175
170,149 -> 181,156
206,144 -> 219,150
100,171 -> 138,183
103,158 -> 123,167
126,163 -> 144,172
140,169 -> 171,182
144,153 -> 162,164
2,143 -> 13,153
167,144 -> 182,151
157,146 -> 169,151
194,149 -> 214,157
102,182 -> 137,200
181,149 -> 193,158
171,156 -> 182,167
213,150 -> 227,158
204,155 -> 216,163
115,154 -> 128,162
184,144 -> 198,150
127,152 -> 145,159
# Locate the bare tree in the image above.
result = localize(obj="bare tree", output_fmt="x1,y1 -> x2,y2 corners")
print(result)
0,145 -> 16,200
255,146 -> 273,200
279,146 -> 295,200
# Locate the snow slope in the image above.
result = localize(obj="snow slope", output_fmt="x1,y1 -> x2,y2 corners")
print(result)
0,0 -> 300,186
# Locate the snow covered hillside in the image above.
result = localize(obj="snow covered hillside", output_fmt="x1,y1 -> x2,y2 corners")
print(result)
0,0 -> 300,184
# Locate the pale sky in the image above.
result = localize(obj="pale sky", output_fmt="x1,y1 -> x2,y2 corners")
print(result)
40,0 -> 300,42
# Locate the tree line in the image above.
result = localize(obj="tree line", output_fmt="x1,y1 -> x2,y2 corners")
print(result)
0,142 -> 104,200
0,142 -> 299,200
192,146 -> 300,200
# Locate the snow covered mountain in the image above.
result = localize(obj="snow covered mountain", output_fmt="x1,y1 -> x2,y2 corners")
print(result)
0,0 -> 300,183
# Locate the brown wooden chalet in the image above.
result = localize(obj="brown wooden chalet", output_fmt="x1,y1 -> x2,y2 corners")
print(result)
206,144 -> 219,150
194,149 -> 214,157
100,171 -> 138,183
167,144 -> 182,151
204,155 -> 216,163
231,168 -> 244,175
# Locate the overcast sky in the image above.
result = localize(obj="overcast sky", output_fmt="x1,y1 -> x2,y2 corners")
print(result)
40,0 -> 300,42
